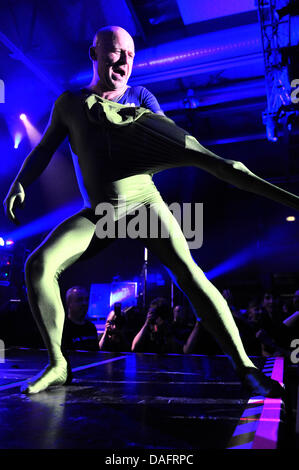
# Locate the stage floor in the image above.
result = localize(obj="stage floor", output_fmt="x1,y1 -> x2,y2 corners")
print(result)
0,348 -> 287,449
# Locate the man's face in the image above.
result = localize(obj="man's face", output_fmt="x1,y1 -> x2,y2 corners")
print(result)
173,306 -> 187,324
263,293 -> 273,312
106,311 -> 124,342
248,305 -> 263,324
68,289 -> 89,321
93,29 -> 135,92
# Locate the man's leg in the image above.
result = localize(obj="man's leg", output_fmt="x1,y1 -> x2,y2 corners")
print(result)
142,200 -> 255,372
142,201 -> 284,396
23,209 -> 112,394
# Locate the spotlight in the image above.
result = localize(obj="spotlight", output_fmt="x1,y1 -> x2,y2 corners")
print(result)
286,216 -> 296,222
19,113 -> 27,121
14,133 -> 22,149
5,240 -> 14,246
0,238 -> 4,247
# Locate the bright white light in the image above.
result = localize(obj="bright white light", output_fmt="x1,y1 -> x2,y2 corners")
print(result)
14,132 -> 22,149
19,113 -> 27,121
6,240 -> 14,246
0,237 -> 4,246
286,216 -> 296,222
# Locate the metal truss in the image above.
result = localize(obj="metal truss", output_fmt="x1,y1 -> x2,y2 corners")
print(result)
257,0 -> 298,141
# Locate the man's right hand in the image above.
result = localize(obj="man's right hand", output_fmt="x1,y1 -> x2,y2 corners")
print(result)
3,182 -> 25,225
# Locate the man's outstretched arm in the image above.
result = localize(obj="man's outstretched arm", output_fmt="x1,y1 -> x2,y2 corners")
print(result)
184,135 -> 299,211
3,93 -> 69,224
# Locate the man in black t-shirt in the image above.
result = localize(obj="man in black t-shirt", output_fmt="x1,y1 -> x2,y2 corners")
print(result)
62,286 -> 99,351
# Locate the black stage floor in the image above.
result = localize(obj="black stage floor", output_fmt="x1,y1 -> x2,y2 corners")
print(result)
0,348 -> 287,450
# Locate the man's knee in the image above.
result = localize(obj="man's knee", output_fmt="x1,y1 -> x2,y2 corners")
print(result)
25,252 -> 47,283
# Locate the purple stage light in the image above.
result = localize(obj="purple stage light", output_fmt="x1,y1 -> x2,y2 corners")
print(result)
5,240 -> 14,246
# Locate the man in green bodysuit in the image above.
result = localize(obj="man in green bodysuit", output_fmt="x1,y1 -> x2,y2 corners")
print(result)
4,26 -> 297,396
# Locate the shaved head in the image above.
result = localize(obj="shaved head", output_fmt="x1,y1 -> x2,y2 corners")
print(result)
89,25 -> 135,96
92,26 -> 134,48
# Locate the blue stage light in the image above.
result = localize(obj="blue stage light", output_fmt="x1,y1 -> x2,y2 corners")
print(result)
5,199 -> 82,242
206,224 -> 290,280
206,245 -> 257,280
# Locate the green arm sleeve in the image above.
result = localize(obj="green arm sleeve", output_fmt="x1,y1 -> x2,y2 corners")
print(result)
13,93 -> 69,189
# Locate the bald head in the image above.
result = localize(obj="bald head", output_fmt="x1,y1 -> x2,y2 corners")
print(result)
66,286 -> 89,323
92,26 -> 134,48
89,26 -> 135,95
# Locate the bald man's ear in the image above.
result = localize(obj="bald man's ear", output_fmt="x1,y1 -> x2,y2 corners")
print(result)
89,46 -> 97,61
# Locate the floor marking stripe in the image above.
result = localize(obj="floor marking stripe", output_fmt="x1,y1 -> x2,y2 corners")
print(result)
251,357 -> 285,449
70,379 -> 241,385
71,355 -> 127,372
0,355 -> 127,391
242,406 -> 264,417
227,357 -> 284,449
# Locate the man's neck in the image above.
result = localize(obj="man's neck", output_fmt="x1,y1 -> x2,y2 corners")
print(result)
86,82 -> 128,101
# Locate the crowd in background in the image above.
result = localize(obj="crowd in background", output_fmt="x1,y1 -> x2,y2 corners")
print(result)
97,288 -> 299,359
1,284 -> 299,361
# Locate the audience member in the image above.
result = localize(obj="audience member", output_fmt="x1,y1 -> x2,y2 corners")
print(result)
62,286 -> 99,351
99,305 -> 133,352
131,298 -> 183,353
183,301 -> 259,356
222,288 -> 238,316
183,319 -> 222,354
123,305 -> 146,340
172,304 -> 194,345
261,291 -> 284,323
244,295 -> 293,358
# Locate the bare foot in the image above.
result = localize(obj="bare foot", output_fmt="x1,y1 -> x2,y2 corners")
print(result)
21,358 -> 71,394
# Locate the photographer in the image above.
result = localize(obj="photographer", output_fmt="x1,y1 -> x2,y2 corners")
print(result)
131,298 -> 183,354
99,303 -> 132,352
